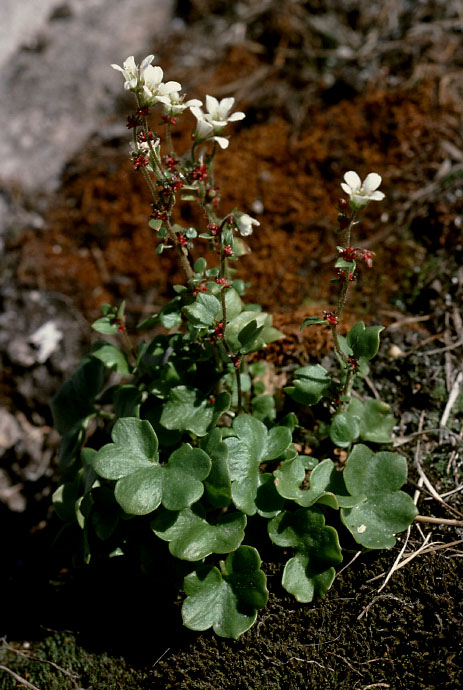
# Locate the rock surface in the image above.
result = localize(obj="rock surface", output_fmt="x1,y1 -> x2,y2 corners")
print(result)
0,0 -> 174,196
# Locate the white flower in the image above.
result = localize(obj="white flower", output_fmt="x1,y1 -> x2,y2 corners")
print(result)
341,171 -> 385,209
191,110 -> 229,149
163,93 -> 202,117
191,96 -> 245,133
190,95 -> 245,149
142,65 -> 181,106
235,213 -> 260,237
111,54 -> 154,91
204,95 -> 245,130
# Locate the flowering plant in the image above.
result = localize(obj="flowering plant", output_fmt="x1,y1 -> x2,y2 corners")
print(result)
51,56 -> 417,639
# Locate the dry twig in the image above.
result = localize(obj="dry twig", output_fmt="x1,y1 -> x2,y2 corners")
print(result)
0,665 -> 41,690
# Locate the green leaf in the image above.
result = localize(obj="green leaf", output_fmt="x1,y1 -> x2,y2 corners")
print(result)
152,505 -> 245,561
161,445 -> 211,511
260,326 -> 284,346
335,257 -> 356,271
91,317 -> 118,335
237,319 -> 264,349
329,411 -> 360,448
284,364 -> 331,406
53,480 -> 81,523
91,342 -> 130,375
90,486 -> 120,541
341,444 -> 418,549
94,418 -> 212,515
249,361 -> 266,377
300,316 -> 327,329
225,312 -> 282,354
94,418 -> 158,480
253,380 -> 266,395
232,278 -> 246,295
251,395 -> 276,423
274,456 -> 354,509
193,257 -> 207,273
331,399 -> 396,447
93,418 -> 161,515
201,429 -> 232,508
183,293 -> 221,328
137,313 -> 159,329
149,218 -> 163,230
255,473 -> 286,518
143,401 -> 182,447
114,385 -> 142,418
224,414 -> 292,515
159,298 -> 183,329
347,322 -> 384,361
53,448 -> 98,525
360,399 -> 396,444
182,546 -> 268,638
220,288 -> 243,322
160,386 -> 230,437
51,357 -> 105,435
268,507 -> 342,603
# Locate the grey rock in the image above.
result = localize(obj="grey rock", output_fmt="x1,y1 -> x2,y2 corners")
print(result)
0,0 -> 174,195
0,408 -> 21,455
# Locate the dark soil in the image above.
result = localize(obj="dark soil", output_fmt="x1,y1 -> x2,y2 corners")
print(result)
1,1 -> 463,688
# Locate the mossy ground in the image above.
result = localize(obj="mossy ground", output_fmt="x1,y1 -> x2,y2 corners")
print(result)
1,540 -> 462,689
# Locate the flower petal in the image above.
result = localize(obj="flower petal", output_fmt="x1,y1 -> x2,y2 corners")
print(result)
218,97 -> 235,118
228,111 -> 245,122
340,182 -> 352,195
205,95 -> 219,116
196,119 -> 214,138
140,54 -> 155,70
363,172 -> 382,193
159,81 -> 182,95
144,65 -> 163,87
344,170 -> 361,190
111,63 -> 124,72
185,99 -> 202,107
369,191 -> 385,201
190,106 -> 204,121
123,56 -> 136,72
213,136 -> 229,149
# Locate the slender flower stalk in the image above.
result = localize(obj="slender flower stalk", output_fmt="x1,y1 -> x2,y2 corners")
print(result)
328,172 -> 385,401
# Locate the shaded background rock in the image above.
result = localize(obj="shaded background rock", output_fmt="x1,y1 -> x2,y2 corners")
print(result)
0,0 -> 174,194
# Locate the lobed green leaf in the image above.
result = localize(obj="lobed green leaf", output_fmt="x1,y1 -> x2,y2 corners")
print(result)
340,444 -> 418,548
152,505 -> 246,561
182,546 -> 268,638
284,364 -> 331,406
268,507 -> 343,603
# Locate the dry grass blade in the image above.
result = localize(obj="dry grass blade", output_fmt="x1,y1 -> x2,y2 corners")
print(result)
0,639 -> 81,689
357,594 -> 409,621
366,537 -> 463,584
0,665 -> 41,690
414,515 -> 463,526
375,412 -> 425,592
439,370 -> 463,442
